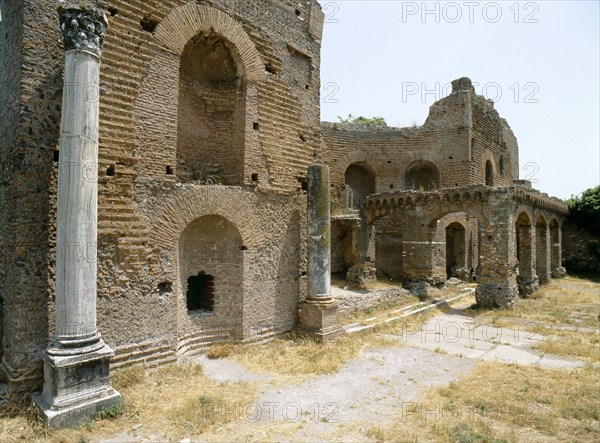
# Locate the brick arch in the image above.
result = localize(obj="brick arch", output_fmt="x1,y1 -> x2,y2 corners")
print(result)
428,208 -> 485,229
549,217 -> 561,229
154,3 -> 265,83
481,149 -> 497,183
393,151 -> 443,189
151,187 -> 266,251
333,150 -> 381,179
435,212 -> 471,231
535,212 -> 548,227
514,205 -> 534,225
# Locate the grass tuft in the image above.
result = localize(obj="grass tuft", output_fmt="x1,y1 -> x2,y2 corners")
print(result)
206,343 -> 234,359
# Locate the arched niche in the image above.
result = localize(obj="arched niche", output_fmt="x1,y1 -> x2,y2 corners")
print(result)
177,32 -> 246,185
405,160 -> 440,191
344,162 -> 376,209
179,215 -> 243,318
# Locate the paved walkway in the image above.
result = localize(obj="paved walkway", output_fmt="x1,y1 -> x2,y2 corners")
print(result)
383,306 -> 587,369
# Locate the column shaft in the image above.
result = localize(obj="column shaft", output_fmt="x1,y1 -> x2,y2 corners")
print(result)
307,165 -> 331,300
54,50 -> 100,348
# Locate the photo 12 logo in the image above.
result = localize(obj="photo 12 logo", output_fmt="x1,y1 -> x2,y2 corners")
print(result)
198,401 -> 340,424
401,81 -> 540,104
401,2 -> 540,24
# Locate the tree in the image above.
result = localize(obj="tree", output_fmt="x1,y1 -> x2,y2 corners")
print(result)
337,113 -> 387,127
567,185 -> 600,236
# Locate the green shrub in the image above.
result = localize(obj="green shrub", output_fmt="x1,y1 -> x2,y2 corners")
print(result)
567,185 -> 600,236
337,113 -> 387,127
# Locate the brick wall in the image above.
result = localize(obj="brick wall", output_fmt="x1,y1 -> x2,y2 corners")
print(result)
0,0 -> 62,390
322,78 -> 520,209
0,0 -> 322,388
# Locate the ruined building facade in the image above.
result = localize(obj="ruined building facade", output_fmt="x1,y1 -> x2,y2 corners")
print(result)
323,77 -> 568,306
0,0 -> 568,393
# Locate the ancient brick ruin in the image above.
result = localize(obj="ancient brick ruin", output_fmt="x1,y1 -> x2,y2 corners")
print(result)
323,77 -> 568,307
0,0 -> 573,426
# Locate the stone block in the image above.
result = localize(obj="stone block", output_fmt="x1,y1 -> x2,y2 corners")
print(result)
298,301 -> 342,343
475,282 -> 519,309
32,344 -> 121,428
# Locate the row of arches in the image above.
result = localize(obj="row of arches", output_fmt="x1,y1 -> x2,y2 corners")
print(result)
342,158 -> 499,210
373,208 -> 562,289
516,212 -> 562,291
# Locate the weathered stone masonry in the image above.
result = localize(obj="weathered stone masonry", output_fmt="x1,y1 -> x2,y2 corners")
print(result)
322,79 -> 568,307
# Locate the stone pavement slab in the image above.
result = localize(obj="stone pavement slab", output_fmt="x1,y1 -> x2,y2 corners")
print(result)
389,308 -> 586,369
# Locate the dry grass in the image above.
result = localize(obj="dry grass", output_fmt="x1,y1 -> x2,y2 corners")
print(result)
206,343 -> 234,359
224,332 -> 370,383
213,284 -> 475,383
484,277 -> 599,329
377,362 -> 600,443
534,330 -> 600,362
0,362 -> 258,443
479,277 -> 600,363
222,292 -> 468,383
221,295 -> 470,384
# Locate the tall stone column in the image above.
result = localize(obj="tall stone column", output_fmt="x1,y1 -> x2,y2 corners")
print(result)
551,223 -> 566,278
33,6 -> 120,428
346,213 -> 376,286
536,222 -> 551,284
299,165 -> 341,342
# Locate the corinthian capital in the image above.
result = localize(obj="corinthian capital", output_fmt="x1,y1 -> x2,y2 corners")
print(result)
58,6 -> 108,56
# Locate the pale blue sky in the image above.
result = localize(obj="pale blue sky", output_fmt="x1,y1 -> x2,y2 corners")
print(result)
318,0 -> 600,199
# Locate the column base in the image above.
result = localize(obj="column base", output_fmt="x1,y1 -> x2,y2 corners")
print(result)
32,342 -> 121,428
517,276 -> 540,296
538,273 -> 551,285
552,267 -> 567,279
298,300 -> 342,343
475,282 -> 519,309
346,262 -> 376,287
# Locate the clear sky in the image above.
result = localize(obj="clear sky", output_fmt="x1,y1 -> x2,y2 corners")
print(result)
318,0 -> 600,200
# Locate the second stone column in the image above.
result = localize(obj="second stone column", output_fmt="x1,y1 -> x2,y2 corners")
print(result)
299,165 -> 341,342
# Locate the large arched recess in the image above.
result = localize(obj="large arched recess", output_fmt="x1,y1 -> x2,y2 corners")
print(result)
405,160 -> 440,191
151,187 -> 266,345
345,162 -> 376,209
515,211 -> 536,293
176,32 -> 247,184
429,211 -> 482,282
135,3 -> 265,182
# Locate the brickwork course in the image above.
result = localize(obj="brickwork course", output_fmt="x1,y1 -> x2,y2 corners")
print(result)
0,0 -> 581,393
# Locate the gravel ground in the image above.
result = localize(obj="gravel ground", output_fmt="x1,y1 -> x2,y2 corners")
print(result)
196,347 -> 475,442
